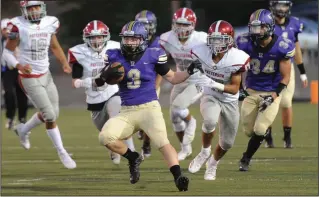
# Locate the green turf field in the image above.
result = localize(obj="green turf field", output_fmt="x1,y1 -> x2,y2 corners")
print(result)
1,103 -> 318,196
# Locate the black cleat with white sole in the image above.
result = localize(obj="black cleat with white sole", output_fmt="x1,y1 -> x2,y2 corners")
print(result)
128,155 -> 143,184
239,153 -> 251,172
175,175 -> 189,191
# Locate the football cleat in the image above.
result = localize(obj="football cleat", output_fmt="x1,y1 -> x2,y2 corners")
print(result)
283,137 -> 292,148
5,119 -> 14,130
128,154 -> 143,184
58,151 -> 77,169
141,144 -> 151,159
188,151 -> 210,173
239,153 -> 250,172
14,123 -> 30,150
175,175 -> 189,191
110,152 -> 121,165
204,156 -> 217,180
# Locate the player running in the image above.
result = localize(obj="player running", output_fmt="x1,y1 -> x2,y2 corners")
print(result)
96,21 -> 202,191
265,0 -> 308,148
2,1 -> 76,169
68,20 -> 135,165
236,9 -> 294,171
134,10 -> 161,158
160,7 -> 209,161
188,20 -> 250,180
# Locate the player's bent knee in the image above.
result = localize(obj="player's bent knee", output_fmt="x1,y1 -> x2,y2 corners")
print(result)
42,109 -> 57,122
280,97 -> 292,108
172,120 -> 186,132
219,140 -> 234,150
98,130 -> 117,146
170,107 -> 189,120
202,121 -> 216,133
154,138 -> 170,149
53,105 -> 60,119
254,129 -> 267,136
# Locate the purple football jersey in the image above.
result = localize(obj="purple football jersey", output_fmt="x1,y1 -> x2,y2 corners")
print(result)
106,47 -> 167,106
148,36 -> 160,48
236,34 -> 295,92
274,16 -> 303,43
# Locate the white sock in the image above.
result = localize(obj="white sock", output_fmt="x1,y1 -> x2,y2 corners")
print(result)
124,137 -> 135,152
47,126 -> 66,153
201,146 -> 211,155
182,143 -> 191,152
21,113 -> 43,134
210,155 -> 220,166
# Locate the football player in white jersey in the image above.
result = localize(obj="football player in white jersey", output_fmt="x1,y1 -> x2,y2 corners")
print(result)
68,20 -> 135,165
2,1 -> 76,169
188,20 -> 250,180
159,7 -> 209,161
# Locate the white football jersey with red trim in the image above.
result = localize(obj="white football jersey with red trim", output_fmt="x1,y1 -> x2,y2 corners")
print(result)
68,40 -> 120,104
192,45 -> 250,102
8,16 -> 59,74
159,30 -> 210,84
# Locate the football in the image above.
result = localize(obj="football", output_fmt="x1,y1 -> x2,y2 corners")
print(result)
104,62 -> 125,85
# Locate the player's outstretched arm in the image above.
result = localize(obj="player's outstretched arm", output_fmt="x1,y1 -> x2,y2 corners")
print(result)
50,34 -> 72,74
224,72 -> 242,95
163,70 -> 190,85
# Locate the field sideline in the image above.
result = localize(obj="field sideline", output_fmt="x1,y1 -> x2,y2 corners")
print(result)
1,103 -> 318,196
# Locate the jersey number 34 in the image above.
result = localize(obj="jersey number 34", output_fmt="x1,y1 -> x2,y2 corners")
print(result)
250,59 -> 275,74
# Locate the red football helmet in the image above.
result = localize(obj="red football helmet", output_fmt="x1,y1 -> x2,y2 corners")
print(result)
172,7 -> 197,39
83,20 -> 110,52
207,20 -> 234,54
20,1 -> 46,22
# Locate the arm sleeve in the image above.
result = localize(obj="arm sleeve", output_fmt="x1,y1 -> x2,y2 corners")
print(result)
155,63 -> 170,76
51,18 -> 60,34
72,62 -> 83,79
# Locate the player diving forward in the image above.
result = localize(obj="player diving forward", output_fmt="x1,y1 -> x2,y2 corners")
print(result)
160,7 -> 209,160
134,10 -> 161,158
264,0 -> 308,148
236,9 -> 294,171
188,20 -> 250,180
96,21 -> 201,191
68,20 -> 136,165
2,1 -> 76,168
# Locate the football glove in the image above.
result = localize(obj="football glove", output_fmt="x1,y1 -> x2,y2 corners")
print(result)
100,64 -> 124,82
259,95 -> 274,112
239,88 -> 249,101
187,59 -> 203,75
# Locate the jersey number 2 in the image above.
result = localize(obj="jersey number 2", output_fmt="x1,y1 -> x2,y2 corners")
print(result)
250,59 -> 275,74
127,69 -> 141,89
31,38 -> 47,61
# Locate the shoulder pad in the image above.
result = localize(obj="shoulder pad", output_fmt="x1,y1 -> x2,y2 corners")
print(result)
278,36 -> 295,59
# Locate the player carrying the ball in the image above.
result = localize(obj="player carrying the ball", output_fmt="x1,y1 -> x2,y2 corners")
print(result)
96,21 -> 201,191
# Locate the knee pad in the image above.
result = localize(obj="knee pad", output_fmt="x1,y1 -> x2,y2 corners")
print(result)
219,138 -> 235,151
42,108 -> 57,122
254,123 -> 268,136
172,118 -> 186,132
170,107 -> 188,132
202,120 -> 217,133
170,107 -> 189,120
280,95 -> 292,108
99,129 -> 117,146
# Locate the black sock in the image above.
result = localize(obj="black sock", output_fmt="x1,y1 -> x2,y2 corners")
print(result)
170,165 -> 182,181
283,127 -> 291,139
122,148 -> 139,162
143,140 -> 150,148
245,133 -> 265,159
265,127 -> 272,141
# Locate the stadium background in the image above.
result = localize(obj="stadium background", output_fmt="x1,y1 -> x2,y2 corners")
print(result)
1,0 -> 318,108
1,1 -> 318,196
